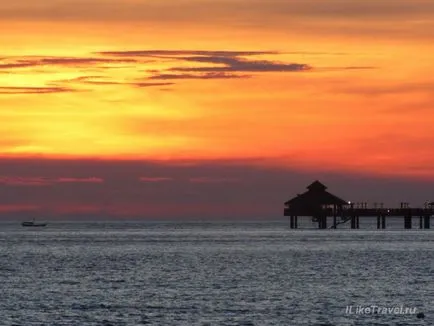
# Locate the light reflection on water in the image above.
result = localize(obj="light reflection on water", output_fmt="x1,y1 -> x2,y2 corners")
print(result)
0,221 -> 432,325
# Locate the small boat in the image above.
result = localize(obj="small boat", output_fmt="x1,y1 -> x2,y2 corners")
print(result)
21,218 -> 47,227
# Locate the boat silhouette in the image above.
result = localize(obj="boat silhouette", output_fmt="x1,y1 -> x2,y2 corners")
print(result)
21,218 -> 47,227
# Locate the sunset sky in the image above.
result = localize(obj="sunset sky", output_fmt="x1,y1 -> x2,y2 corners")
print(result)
1,0 -> 434,219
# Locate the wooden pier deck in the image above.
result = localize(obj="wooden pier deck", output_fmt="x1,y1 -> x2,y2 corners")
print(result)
283,207 -> 433,229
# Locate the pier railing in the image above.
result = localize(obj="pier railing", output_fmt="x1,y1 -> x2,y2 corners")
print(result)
284,207 -> 434,217
342,207 -> 433,217
284,206 -> 433,229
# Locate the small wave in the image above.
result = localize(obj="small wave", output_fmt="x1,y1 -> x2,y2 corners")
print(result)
71,303 -> 114,310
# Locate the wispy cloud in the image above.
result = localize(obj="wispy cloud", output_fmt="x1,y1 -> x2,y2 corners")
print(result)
134,82 -> 175,88
99,50 -> 277,57
0,50 -> 313,92
65,76 -> 122,86
0,176 -> 104,186
0,56 -> 137,70
171,60 -> 310,73
101,50 -> 311,73
101,49 -> 311,81
57,177 -> 104,183
0,86 -> 75,94
0,176 -> 52,186
139,177 -> 173,182
342,66 -> 377,70
64,76 -> 174,88
189,177 -> 239,184
0,49 -> 371,95
149,72 -> 249,80
0,62 -> 36,69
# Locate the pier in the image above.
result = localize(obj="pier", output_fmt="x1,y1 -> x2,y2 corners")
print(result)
284,181 -> 433,229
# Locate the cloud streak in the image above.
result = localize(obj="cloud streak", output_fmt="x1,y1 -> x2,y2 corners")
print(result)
0,176 -> 104,186
189,177 -> 239,184
63,76 -> 175,88
99,50 -> 277,57
0,86 -> 75,94
149,72 -> 249,80
134,82 -> 175,88
0,56 -> 137,70
139,177 -> 173,182
171,59 -> 310,73
60,76 -> 174,89
101,50 -> 312,81
152,55 -> 311,80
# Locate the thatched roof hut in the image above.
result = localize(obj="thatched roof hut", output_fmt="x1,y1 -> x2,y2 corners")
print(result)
284,181 -> 348,216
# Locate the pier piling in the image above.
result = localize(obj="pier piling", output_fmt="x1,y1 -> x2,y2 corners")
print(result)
318,215 -> 327,229
290,216 -> 298,229
350,216 -> 355,229
424,215 -> 430,229
404,215 -> 412,229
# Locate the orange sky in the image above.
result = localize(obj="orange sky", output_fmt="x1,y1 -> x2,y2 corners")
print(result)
1,0 -> 434,185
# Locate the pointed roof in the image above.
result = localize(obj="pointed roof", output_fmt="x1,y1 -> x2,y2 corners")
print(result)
307,180 -> 327,191
285,181 -> 347,206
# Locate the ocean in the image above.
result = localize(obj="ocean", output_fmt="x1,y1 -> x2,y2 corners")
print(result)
0,220 -> 432,326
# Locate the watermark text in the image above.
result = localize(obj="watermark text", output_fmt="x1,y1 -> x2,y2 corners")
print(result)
345,305 -> 417,315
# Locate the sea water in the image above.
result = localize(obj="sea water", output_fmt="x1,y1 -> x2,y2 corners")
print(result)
0,220 -> 432,325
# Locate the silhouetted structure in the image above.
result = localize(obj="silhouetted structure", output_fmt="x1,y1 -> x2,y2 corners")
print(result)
284,181 -> 433,229
284,181 -> 348,229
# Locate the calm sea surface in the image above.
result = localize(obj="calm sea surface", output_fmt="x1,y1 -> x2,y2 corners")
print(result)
0,220 -> 433,326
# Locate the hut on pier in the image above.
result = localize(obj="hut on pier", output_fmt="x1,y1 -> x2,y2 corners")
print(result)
284,180 -> 348,228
